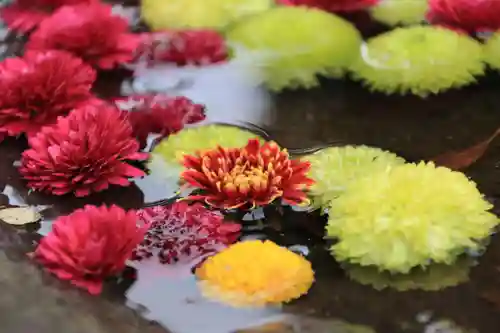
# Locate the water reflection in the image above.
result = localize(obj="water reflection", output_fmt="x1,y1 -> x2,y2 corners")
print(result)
343,257 -> 475,291
126,259 -> 286,333
123,55 -> 274,127
423,319 -> 476,333
133,154 -> 181,204
237,317 -> 377,333
3,184 -> 26,206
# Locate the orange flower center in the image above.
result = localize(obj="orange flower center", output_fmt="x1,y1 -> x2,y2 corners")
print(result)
221,164 -> 271,194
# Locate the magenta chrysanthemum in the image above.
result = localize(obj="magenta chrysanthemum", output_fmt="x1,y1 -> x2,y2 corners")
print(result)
131,202 -> 241,264
113,94 -> 206,148
19,104 -> 149,197
27,3 -> 141,69
133,29 -> 228,66
34,205 -> 148,295
0,0 -> 96,33
0,50 -> 98,137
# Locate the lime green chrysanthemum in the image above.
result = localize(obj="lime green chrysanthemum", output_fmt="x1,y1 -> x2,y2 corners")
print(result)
350,26 -> 485,97
326,162 -> 499,273
226,7 -> 362,91
151,125 -> 261,167
370,0 -> 428,27
141,0 -> 272,30
345,257 -> 473,291
484,32 -> 500,71
304,145 -> 405,210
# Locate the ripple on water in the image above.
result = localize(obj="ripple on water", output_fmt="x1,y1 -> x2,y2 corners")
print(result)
125,259 -> 287,333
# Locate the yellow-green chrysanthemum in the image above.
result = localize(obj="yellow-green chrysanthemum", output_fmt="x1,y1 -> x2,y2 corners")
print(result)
350,26 -> 485,97
226,7 -> 362,91
326,162 -> 499,273
196,240 -> 314,307
141,0 -> 272,30
370,0 -> 428,27
304,145 -> 405,210
345,257 -> 473,291
484,32 -> 500,71
151,125 -> 261,168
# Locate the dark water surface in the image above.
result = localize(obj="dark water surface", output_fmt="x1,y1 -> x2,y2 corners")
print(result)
2,16 -> 500,333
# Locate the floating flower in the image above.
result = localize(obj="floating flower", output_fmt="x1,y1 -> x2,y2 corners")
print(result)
0,50 -> 98,137
152,124 -> 261,168
34,205 -> 148,295
0,0 -> 95,33
226,7 -> 362,91
132,202 -> 241,264
19,104 -> 149,197
113,94 -> 206,148
326,162 -> 499,273
484,33 -> 500,71
141,0 -> 272,30
304,145 -> 405,210
277,0 -> 378,12
344,257 -> 473,291
350,26 -> 485,97
181,139 -> 314,210
26,3 -> 141,69
370,0 -> 428,26
196,240 -> 314,307
427,0 -> 500,33
134,30 -> 228,66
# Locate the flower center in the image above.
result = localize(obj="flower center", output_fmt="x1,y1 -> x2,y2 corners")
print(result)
222,164 -> 269,193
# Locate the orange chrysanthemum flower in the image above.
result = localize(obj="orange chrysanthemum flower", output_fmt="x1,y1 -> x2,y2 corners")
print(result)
180,139 -> 313,210
196,240 -> 314,307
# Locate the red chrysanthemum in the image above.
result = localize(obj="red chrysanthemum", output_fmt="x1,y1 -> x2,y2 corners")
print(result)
0,50 -> 98,137
34,205 -> 148,295
131,202 -> 241,264
133,29 -> 228,66
277,0 -> 378,12
0,0 -> 96,33
113,94 -> 206,149
181,139 -> 314,210
19,104 -> 149,197
26,3 -> 141,69
427,0 -> 500,33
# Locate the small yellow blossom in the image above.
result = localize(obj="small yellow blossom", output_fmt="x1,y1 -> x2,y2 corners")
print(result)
196,240 -> 314,307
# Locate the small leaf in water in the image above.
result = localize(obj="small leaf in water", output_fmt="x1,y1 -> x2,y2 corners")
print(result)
431,128 -> 500,170
0,206 -> 42,225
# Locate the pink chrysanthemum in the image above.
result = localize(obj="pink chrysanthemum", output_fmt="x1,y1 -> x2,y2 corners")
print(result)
134,29 -> 228,66
131,202 -> 241,264
277,0 -> 378,12
113,94 -> 206,148
0,50 -> 98,137
19,104 -> 149,197
26,3 -> 141,69
0,0 -> 96,33
34,205 -> 148,295
427,0 -> 500,33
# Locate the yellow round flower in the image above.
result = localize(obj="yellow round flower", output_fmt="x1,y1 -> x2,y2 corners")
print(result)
151,124 -> 261,167
304,145 -> 405,210
370,0 -> 428,27
345,257 -> 473,291
484,32 -> 500,71
225,6 -> 362,91
350,26 -> 485,97
196,240 -> 314,307
141,0 -> 272,30
326,162 -> 499,273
